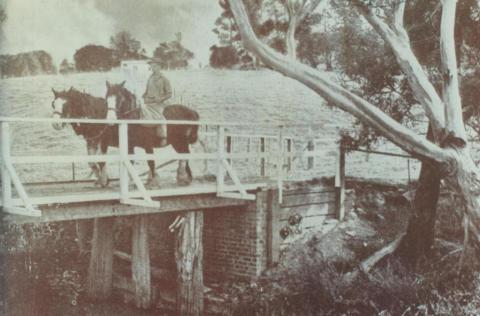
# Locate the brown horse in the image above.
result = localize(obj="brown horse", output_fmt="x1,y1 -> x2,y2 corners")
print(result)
51,86 -> 199,187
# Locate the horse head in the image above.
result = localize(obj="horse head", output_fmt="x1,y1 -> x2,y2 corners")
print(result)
105,80 -> 136,120
51,87 -> 93,130
51,87 -> 73,130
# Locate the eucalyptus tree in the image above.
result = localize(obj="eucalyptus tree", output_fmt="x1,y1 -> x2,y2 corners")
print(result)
229,0 -> 480,258
279,0 -> 329,59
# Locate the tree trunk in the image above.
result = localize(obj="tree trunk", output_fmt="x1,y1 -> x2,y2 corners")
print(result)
451,149 -> 480,237
396,126 -> 441,263
131,215 -> 152,309
87,217 -> 115,300
286,16 -> 298,60
175,211 -> 204,316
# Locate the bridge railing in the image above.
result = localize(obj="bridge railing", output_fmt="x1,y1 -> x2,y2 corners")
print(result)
0,117 -> 334,217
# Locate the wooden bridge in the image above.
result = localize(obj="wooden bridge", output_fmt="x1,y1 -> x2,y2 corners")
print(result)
0,116 -> 347,221
0,116 -> 348,314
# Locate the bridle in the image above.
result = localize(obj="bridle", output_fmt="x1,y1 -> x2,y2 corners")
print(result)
51,98 -> 63,117
51,95 -> 112,142
107,91 -> 140,119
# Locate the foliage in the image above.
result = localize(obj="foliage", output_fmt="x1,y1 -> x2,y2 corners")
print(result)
153,40 -> 194,69
0,221 -> 82,315
0,51 -> 57,78
0,6 -> 6,24
210,45 -> 239,68
210,0 -> 326,69
327,0 -> 480,150
74,44 -> 118,72
59,58 -> 75,74
110,31 -> 147,61
229,189 -> 480,315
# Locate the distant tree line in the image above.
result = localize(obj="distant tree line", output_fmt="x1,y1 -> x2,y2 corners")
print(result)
72,31 -> 194,72
0,51 -> 56,78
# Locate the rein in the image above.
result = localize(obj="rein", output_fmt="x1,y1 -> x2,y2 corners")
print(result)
119,106 -> 140,119
83,124 -> 110,142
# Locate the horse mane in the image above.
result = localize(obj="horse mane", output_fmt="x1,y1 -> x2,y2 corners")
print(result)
66,88 -> 106,119
63,88 -> 108,139
117,85 -> 138,118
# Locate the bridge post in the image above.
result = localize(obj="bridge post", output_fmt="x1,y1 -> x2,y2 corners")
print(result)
1,122 -> 12,208
307,140 -> 315,170
226,135 -> 232,166
217,126 -> 225,194
87,217 -> 115,300
277,127 -> 284,203
260,137 -> 266,177
266,189 -> 281,266
335,144 -> 346,220
131,215 -> 152,309
286,138 -> 292,172
175,211 -> 204,316
119,123 -> 129,201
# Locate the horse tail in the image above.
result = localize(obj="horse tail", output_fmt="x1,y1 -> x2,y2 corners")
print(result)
188,124 -> 199,144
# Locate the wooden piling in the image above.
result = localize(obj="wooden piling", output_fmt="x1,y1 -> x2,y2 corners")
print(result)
286,138 -> 292,172
87,217 -> 115,300
226,135 -> 232,166
307,140 -> 315,170
335,145 -> 346,220
175,211 -> 204,316
131,215 -> 152,309
260,137 -> 266,177
267,189 -> 281,266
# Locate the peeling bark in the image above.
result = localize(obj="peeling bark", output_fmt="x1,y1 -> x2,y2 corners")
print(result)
440,0 -> 467,141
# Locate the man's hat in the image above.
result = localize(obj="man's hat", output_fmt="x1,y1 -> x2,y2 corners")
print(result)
147,57 -> 162,65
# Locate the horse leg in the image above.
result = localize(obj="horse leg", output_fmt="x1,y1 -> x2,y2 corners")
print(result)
87,143 -> 104,187
171,137 -> 192,186
97,143 -> 109,187
145,147 -> 161,188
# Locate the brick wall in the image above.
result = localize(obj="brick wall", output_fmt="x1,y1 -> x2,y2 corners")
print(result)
203,191 -> 267,281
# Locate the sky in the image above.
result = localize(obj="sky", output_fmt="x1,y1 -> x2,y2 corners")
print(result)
0,0 -> 222,66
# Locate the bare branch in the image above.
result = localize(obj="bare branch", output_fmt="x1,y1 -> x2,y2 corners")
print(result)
229,0 -> 450,163
440,0 -> 467,142
352,0 -> 446,141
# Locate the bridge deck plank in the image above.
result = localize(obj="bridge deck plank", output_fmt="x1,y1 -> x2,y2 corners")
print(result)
2,177 -> 265,223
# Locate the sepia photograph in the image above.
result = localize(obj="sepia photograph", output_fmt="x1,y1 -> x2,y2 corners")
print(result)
1,0 -> 480,315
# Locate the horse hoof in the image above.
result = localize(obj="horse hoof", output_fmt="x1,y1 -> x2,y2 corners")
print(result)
96,177 -> 109,188
177,171 -> 192,186
146,174 -> 162,188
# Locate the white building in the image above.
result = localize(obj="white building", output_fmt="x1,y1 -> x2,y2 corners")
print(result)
120,60 -> 151,98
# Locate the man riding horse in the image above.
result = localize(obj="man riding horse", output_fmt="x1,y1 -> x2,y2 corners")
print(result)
140,58 -> 171,146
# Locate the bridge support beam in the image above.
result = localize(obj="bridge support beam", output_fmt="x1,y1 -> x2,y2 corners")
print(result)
87,217 -> 115,300
131,215 -> 152,309
175,211 -> 204,316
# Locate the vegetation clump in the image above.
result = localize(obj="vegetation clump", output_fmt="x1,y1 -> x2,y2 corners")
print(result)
228,185 -> 480,315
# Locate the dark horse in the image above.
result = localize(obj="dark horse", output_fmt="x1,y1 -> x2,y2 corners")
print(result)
51,85 -> 199,187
